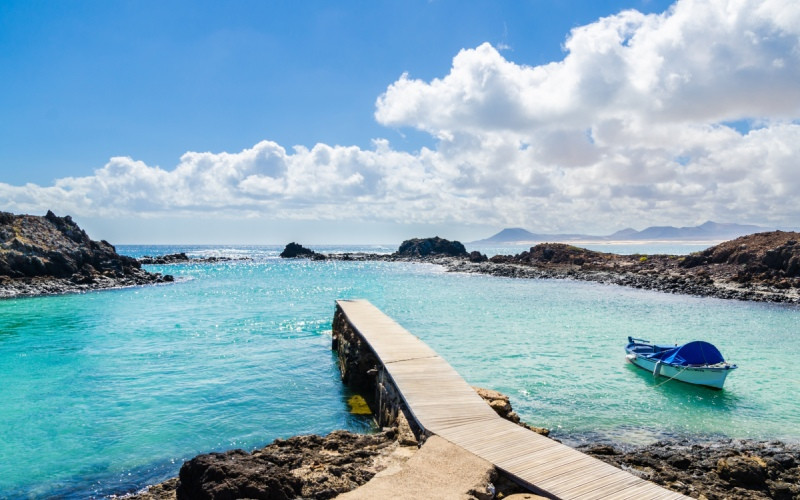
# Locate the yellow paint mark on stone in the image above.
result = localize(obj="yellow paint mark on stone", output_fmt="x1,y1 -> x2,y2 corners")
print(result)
347,395 -> 372,415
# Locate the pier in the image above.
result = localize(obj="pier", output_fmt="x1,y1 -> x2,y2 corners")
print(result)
333,299 -> 688,499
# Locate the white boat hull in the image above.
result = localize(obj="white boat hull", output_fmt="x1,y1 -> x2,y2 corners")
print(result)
626,353 -> 734,389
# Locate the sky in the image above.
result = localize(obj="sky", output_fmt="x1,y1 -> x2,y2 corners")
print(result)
1,0 -> 798,244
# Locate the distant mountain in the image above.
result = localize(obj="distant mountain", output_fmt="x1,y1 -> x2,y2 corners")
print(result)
606,227 -> 640,240
472,227 -> 585,244
624,221 -> 770,241
473,221 -> 772,244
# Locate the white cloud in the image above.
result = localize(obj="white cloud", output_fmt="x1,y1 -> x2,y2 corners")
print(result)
1,0 -> 799,236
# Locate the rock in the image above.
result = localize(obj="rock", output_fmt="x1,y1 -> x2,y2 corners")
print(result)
177,448 -> 301,500
469,251 -> 488,263
666,454 -> 692,470
130,477 -> 179,499
174,430 -> 397,500
680,231 -> 800,278
488,398 -> 512,414
583,445 -> 619,456
771,453 -> 796,469
139,253 -> 190,264
717,455 -> 768,489
473,386 -> 550,437
395,237 -> 468,257
0,210 -> 171,297
527,243 -> 606,266
768,480 -> 800,499
581,439 -> 800,499
279,242 -> 325,259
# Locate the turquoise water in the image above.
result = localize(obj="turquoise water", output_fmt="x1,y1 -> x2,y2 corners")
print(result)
1,245 -> 798,497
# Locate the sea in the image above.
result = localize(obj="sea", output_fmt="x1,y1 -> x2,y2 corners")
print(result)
1,242 -> 798,498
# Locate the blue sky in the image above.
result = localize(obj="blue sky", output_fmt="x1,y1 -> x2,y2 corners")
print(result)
1,0 -> 798,244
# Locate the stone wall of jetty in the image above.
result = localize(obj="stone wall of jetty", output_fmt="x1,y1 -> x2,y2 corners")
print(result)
331,303 -> 424,439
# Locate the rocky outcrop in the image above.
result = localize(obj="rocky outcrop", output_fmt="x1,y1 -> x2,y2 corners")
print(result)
468,250 -> 488,263
175,430 -> 397,500
0,210 -> 171,297
279,242 -> 326,260
681,231 -> 800,283
473,387 -> 550,437
395,237 -> 468,258
580,439 -> 800,499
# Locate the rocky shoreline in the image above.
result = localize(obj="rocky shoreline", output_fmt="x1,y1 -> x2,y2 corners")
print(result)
0,211 -> 172,298
125,388 -> 519,500
579,439 -> 800,499
127,386 -> 800,500
301,232 -> 800,305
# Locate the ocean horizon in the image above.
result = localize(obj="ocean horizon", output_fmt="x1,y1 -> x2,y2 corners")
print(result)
1,243 -> 798,498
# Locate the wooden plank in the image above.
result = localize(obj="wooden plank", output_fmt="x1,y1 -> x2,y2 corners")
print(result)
534,461 -> 625,491
336,299 -> 688,500
556,472 -> 644,499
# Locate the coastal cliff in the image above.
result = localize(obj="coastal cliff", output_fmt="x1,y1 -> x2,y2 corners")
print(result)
0,210 -> 171,297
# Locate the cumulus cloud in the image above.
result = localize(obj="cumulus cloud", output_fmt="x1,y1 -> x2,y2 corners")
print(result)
2,0 -> 799,234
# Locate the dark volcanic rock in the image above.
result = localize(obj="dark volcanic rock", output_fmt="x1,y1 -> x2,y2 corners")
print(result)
0,210 -> 171,297
178,449 -> 301,500
395,237 -> 468,257
580,439 -> 800,499
139,253 -> 249,265
468,250 -> 488,263
175,430 -> 396,500
279,242 -> 325,259
139,253 -> 190,264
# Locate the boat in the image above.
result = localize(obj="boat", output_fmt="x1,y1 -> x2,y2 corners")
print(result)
625,336 -> 737,389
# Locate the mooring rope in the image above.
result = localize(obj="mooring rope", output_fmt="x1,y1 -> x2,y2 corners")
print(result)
654,364 -> 690,387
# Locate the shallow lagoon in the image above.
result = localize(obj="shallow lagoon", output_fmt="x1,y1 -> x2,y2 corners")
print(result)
1,245 -> 798,497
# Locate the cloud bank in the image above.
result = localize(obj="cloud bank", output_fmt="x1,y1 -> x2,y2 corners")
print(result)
2,0 -> 799,234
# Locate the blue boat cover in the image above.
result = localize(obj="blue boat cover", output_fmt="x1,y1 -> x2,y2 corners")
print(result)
651,341 -> 725,366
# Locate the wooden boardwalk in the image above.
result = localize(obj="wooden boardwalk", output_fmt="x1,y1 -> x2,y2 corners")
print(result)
336,299 -> 688,500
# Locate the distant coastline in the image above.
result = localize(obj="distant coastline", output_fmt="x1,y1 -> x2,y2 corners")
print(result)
306,232 -> 800,305
481,238 -> 726,247
470,221 -> 776,245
